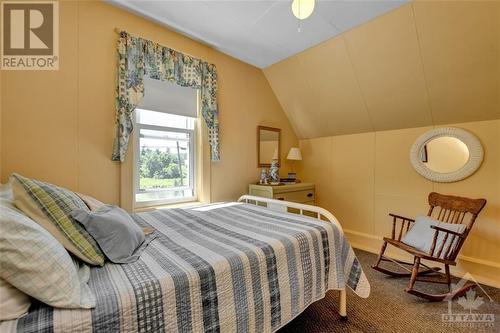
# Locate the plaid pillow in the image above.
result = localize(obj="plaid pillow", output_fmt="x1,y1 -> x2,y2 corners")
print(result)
11,174 -> 104,266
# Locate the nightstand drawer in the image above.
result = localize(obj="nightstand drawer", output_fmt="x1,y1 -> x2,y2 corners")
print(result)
273,189 -> 315,203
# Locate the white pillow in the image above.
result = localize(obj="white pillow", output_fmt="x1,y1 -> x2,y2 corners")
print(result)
401,215 -> 465,258
0,201 -> 96,309
0,279 -> 31,320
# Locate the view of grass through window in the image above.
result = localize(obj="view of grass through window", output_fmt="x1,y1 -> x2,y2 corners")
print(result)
135,112 -> 195,204
139,147 -> 188,190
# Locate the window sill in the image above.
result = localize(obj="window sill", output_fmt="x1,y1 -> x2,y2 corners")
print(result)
133,200 -> 203,212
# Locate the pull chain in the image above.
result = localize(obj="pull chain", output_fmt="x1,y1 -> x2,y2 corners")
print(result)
297,0 -> 301,32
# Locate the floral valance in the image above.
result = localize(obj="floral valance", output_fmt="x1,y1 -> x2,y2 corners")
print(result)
112,31 -> 220,162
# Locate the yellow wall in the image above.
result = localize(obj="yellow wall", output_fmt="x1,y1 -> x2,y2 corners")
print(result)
297,119 -> 500,287
264,2 -> 500,139
0,0 -> 298,203
1,0 -> 498,288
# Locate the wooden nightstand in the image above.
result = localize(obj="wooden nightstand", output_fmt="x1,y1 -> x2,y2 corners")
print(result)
248,183 -> 315,205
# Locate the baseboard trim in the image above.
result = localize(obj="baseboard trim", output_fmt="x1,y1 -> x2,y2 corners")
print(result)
344,228 -> 500,289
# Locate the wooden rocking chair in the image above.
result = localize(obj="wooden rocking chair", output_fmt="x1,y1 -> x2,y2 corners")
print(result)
371,192 -> 486,301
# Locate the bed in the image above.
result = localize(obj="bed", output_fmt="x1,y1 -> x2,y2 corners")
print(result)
1,196 -> 370,333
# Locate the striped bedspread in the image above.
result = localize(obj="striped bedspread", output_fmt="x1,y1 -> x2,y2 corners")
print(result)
3,203 -> 370,333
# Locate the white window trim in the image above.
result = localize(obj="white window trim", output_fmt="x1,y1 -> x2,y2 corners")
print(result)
133,113 -> 197,208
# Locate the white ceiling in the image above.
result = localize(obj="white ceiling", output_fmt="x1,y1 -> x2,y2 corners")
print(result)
107,0 -> 408,68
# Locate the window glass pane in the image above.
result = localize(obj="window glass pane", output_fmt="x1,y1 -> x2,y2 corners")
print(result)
136,108 -> 195,129
136,128 -> 193,203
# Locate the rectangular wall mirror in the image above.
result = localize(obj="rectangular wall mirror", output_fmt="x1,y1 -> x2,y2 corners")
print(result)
258,126 -> 281,167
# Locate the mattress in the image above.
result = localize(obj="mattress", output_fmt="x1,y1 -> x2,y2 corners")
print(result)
1,202 -> 370,333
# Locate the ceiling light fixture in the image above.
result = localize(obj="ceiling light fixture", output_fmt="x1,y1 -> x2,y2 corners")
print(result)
291,0 -> 315,20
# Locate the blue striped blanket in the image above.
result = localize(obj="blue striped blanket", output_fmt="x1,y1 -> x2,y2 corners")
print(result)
3,203 -> 370,333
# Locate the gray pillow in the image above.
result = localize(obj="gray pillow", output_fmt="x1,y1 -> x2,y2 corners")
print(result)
401,215 -> 465,258
71,205 -> 146,264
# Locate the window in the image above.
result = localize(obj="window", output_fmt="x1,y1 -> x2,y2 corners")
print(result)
135,109 -> 196,206
133,78 -> 198,207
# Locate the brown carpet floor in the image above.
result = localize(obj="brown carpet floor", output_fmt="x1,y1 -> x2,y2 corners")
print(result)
278,249 -> 500,333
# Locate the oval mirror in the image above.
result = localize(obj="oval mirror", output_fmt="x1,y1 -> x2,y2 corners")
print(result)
410,128 -> 483,183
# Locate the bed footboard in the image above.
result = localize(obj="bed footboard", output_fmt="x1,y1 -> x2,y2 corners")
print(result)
237,195 -> 344,234
237,195 -> 348,319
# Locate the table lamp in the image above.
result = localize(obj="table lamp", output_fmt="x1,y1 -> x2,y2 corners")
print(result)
286,147 -> 302,181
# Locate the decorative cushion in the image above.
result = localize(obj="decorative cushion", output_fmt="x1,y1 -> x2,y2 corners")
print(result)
0,200 -> 96,309
0,279 -> 31,321
73,193 -> 157,235
11,174 -> 105,266
71,205 -> 148,264
76,192 -> 105,211
401,215 -> 466,258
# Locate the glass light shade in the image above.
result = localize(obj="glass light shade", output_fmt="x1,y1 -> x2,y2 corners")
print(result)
291,0 -> 315,20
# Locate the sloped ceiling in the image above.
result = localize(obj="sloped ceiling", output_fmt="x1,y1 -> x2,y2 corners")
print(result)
107,0 -> 408,68
264,2 -> 500,139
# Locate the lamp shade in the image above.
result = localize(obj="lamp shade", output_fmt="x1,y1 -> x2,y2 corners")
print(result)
287,147 -> 302,161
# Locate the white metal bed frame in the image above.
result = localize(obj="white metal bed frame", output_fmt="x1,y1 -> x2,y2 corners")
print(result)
237,195 -> 347,319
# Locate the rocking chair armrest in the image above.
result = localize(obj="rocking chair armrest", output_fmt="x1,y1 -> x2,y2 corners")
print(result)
430,225 -> 466,238
388,213 -> 415,223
